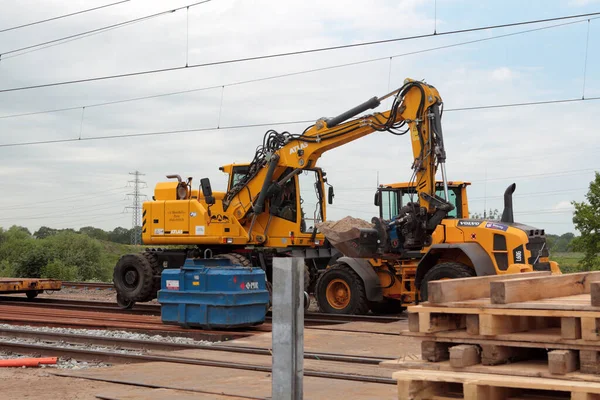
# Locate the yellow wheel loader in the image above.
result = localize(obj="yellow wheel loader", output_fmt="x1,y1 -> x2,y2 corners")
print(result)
314,180 -> 560,314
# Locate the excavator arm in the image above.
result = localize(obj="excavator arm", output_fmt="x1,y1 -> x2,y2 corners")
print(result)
224,78 -> 452,252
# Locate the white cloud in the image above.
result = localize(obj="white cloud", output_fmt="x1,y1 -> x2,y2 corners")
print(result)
491,67 -> 516,81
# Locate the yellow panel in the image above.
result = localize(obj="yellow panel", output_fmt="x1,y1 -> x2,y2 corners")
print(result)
165,201 -> 189,234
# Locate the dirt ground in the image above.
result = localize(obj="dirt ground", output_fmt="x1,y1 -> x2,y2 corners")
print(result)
0,369 -> 122,400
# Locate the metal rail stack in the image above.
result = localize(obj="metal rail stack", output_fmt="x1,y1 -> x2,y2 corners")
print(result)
385,271 -> 600,399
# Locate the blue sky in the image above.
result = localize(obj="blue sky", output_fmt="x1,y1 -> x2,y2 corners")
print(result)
0,0 -> 598,235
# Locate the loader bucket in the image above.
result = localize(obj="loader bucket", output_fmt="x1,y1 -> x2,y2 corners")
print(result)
317,217 -> 380,258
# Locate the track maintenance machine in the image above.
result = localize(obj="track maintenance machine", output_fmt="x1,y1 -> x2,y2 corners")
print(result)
113,78 -> 558,313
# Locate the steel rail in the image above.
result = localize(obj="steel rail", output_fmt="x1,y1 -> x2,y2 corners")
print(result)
0,341 -> 396,385
0,327 -> 393,364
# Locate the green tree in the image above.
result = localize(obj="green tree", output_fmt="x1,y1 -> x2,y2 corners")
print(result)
572,172 -> 600,270
33,226 -> 58,239
79,226 -> 109,241
43,232 -> 107,281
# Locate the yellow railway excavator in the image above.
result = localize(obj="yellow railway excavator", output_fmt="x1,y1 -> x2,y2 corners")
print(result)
113,78 -> 558,314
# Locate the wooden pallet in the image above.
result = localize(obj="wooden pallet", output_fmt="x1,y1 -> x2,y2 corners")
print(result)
412,340 -> 600,375
393,369 -> 600,400
409,271 -> 600,343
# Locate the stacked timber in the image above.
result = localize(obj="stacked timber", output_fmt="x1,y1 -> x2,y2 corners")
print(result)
385,271 -> 600,399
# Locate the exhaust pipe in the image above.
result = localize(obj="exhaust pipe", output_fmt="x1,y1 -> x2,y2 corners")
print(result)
500,183 -> 516,223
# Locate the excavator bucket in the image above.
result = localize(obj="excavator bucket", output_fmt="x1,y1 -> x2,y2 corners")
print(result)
317,217 -> 380,258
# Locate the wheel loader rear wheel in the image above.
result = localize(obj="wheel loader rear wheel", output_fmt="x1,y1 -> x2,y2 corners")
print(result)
419,262 -> 476,302
315,264 -> 369,315
113,253 -> 155,303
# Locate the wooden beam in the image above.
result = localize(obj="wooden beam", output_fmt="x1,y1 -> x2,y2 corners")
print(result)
480,345 -> 531,366
449,345 -> 481,368
490,271 -> 600,304
581,318 -> 599,342
561,317 -> 582,340
478,314 -> 529,336
580,350 -> 600,375
591,282 -> 600,307
422,341 -> 451,362
427,271 -> 550,304
419,312 -> 466,333
548,350 -> 578,375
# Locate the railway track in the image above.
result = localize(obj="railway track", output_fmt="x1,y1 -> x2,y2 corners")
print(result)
61,281 -> 114,290
0,296 -> 406,325
0,331 -> 396,386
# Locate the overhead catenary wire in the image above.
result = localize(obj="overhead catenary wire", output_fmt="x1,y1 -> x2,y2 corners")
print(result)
0,0 -> 212,60
0,15 -> 595,121
0,1 -> 130,33
1,96 -> 600,149
1,10 -> 599,93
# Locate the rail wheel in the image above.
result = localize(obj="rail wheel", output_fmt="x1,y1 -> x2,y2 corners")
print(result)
116,293 -> 135,310
113,253 -> 154,303
315,264 -> 369,315
419,262 -> 475,302
25,290 -> 38,300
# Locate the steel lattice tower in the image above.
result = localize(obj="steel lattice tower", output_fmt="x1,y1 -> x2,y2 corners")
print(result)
126,171 -> 146,245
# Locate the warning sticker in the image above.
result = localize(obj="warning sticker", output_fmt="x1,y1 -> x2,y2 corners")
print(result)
166,280 -> 180,290
195,226 -> 205,235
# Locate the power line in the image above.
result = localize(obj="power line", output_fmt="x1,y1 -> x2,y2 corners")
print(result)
0,186 -> 128,209
2,15 -> 593,121
0,1 -> 130,33
1,96 -> 600,149
2,11 -> 599,93
0,0 -> 212,60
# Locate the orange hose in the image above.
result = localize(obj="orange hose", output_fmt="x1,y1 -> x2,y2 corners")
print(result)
0,357 -> 57,368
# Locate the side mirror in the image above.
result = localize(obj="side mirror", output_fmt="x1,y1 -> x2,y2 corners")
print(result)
374,191 -> 380,206
200,178 -> 215,205
328,186 -> 335,205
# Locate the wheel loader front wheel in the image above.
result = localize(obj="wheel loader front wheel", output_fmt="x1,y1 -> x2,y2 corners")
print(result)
419,262 -> 476,302
315,264 -> 369,315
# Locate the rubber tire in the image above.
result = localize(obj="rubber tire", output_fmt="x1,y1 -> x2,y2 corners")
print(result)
368,299 -> 406,315
315,263 -> 369,315
143,252 -> 162,301
113,253 -> 155,303
419,262 -> 476,302
215,253 -> 252,267
304,264 -> 311,291
26,291 -> 38,300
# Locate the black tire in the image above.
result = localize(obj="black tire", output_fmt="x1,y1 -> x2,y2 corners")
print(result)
419,262 -> 476,302
304,264 -> 311,291
113,253 -> 155,303
216,253 -> 252,267
368,298 -> 406,315
26,290 -> 38,300
143,252 -> 162,301
315,263 -> 369,315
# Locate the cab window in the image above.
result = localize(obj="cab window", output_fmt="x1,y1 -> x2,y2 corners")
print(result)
229,166 -> 249,190
380,190 -> 399,220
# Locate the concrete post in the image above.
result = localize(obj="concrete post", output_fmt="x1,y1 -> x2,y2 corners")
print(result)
272,257 -> 304,400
